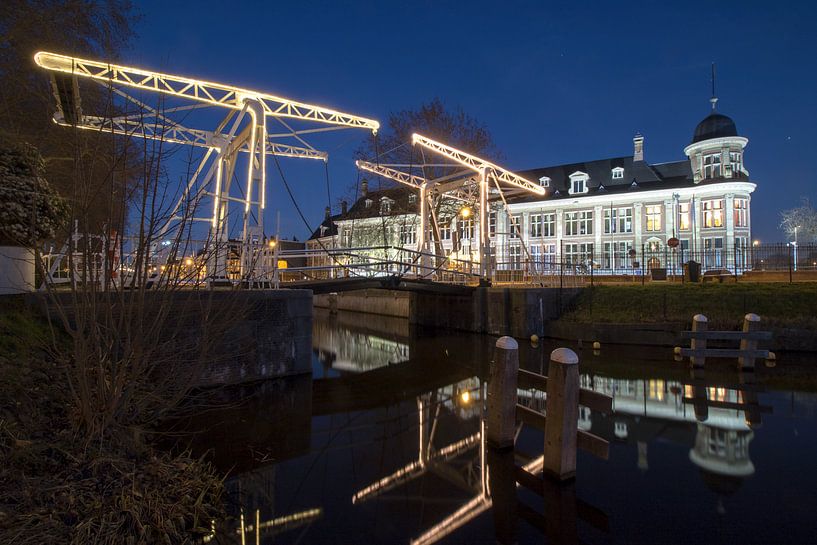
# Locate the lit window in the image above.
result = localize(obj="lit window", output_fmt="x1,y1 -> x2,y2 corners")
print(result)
703,199 -> 724,228
734,198 -> 748,227
679,202 -> 691,231
612,167 -> 624,179
645,205 -> 662,232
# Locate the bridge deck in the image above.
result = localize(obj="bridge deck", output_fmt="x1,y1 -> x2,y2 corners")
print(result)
284,275 -> 476,295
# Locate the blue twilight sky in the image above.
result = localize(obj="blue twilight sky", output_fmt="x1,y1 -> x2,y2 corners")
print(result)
131,0 -> 817,242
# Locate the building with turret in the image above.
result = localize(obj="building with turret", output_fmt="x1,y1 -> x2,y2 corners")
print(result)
309,102 -> 755,277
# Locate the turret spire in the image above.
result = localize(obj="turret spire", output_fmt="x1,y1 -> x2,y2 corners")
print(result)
710,62 -> 718,111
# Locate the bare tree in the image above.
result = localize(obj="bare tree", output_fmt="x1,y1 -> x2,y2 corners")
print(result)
353,99 -> 499,264
780,197 -> 817,243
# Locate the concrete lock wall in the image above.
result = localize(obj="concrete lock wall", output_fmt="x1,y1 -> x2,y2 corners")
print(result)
412,287 -> 582,337
29,289 -> 313,388
314,289 -> 412,318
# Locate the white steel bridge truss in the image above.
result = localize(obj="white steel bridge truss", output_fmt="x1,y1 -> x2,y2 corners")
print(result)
35,51 -> 378,283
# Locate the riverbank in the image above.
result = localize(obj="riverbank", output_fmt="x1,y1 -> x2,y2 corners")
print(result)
0,299 -> 224,544
551,284 -> 817,351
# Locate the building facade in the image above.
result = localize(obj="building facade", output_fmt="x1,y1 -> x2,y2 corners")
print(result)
309,109 -> 756,277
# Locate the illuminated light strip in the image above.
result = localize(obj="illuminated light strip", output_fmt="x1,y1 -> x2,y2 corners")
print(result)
410,495 -> 490,545
411,133 -> 544,196
352,460 -> 423,504
35,51 -> 380,131
246,107 -> 258,213
410,454 -> 546,545
237,508 -> 322,533
352,432 -> 480,504
355,160 -> 427,188
213,160 -> 223,228
57,115 -> 327,160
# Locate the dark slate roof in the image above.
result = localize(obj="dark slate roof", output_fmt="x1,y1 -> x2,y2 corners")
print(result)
338,187 -> 419,220
510,155 -> 695,204
692,112 -> 739,143
309,214 -> 342,240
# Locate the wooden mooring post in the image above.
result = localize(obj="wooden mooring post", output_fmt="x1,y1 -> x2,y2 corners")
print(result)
487,336 -> 519,448
543,348 -> 580,480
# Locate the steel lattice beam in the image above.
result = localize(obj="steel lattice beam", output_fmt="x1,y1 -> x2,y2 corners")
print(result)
60,114 -> 328,161
35,51 -> 380,132
411,133 -> 544,196
355,160 -> 428,188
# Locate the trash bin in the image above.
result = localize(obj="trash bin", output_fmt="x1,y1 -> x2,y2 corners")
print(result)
686,260 -> 701,282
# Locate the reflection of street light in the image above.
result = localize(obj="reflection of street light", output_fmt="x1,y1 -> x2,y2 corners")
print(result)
185,258 -> 193,266
460,390 -> 470,404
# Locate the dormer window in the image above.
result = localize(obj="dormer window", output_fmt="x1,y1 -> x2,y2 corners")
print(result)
408,193 -> 417,204
611,167 -> 624,179
379,197 -> 393,215
568,171 -> 589,195
538,176 -> 551,188
703,152 -> 722,179
365,198 -> 373,209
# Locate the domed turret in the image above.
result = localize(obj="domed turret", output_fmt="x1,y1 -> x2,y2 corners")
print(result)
692,112 -> 739,144
684,108 -> 748,184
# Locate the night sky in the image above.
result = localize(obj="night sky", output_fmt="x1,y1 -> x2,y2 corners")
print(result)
132,0 -> 817,242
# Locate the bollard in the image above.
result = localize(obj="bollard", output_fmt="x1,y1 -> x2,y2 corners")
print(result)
487,336 -> 519,448
690,314 -> 708,368
738,313 -> 760,370
543,347 -> 579,481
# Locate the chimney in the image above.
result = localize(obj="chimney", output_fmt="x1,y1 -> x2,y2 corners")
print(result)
324,206 -> 331,220
341,200 -> 348,215
633,133 -> 644,162
361,178 -> 368,197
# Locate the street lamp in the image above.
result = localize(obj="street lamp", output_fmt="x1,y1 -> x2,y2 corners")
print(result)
793,226 -> 799,272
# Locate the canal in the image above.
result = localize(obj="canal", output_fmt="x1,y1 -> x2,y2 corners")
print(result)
175,309 -> 817,544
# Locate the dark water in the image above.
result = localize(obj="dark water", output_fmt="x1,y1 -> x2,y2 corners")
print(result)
181,310 -> 817,544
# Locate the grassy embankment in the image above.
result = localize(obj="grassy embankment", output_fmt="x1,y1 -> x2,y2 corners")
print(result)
561,283 -> 817,330
0,297 -> 224,544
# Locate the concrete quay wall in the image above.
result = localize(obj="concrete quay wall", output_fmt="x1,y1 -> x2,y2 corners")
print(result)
314,287 -> 581,338
29,289 -> 313,387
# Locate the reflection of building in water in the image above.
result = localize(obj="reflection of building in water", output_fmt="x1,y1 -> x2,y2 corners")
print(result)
312,319 -> 409,372
576,373 -> 757,511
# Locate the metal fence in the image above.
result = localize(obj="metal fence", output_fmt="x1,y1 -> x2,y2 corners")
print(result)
492,243 -> 817,284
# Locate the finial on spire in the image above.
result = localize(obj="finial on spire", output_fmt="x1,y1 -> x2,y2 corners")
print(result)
710,62 -> 718,111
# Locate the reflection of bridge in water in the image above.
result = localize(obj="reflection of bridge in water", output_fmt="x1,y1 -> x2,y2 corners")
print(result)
176,314 -> 775,543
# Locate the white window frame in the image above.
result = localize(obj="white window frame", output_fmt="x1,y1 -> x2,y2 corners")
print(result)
702,199 -> 724,229
530,213 -> 543,238
568,171 -> 589,195
538,176 -> 551,188
611,167 -> 624,179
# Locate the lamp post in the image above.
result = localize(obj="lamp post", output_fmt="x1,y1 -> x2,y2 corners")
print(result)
793,226 -> 799,272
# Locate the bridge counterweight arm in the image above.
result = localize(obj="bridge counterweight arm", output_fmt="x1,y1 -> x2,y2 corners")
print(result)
411,133 -> 544,196
35,51 -> 380,132
355,160 -> 428,188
